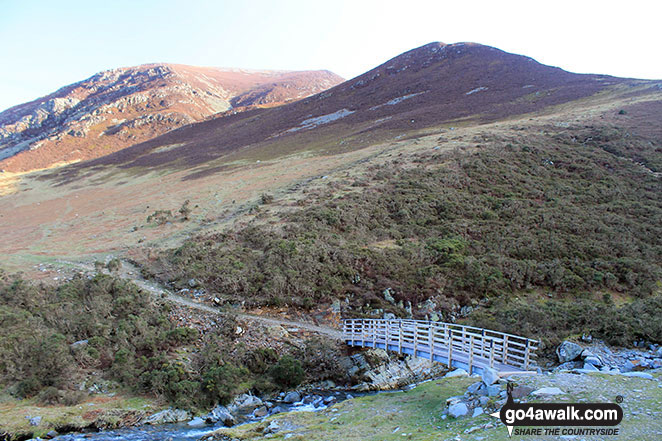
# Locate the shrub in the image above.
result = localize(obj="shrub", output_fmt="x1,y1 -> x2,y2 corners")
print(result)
269,355 -> 304,388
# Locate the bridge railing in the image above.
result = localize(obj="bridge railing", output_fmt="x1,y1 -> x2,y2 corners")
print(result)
342,318 -> 538,371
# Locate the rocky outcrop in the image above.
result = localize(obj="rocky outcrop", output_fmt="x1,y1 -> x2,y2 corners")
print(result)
0,65 -> 343,172
340,348 -> 447,391
144,408 -> 190,425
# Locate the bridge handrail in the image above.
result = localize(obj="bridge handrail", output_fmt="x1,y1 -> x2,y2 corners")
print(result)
342,318 -> 539,371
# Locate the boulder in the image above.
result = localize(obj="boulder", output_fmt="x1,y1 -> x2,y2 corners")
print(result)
28,416 -> 42,426
531,387 -> 565,396
383,312 -> 396,320
232,393 -> 263,411
481,367 -> 499,386
145,408 -> 190,425
323,395 -> 337,405
472,407 -> 484,417
448,402 -> 469,418
582,362 -> 600,371
205,405 -> 235,426
487,385 -> 501,397
283,391 -> 302,403
270,405 -> 285,415
253,406 -> 268,418
466,381 -> 484,395
187,417 -> 205,427
584,356 -> 603,367
444,368 -> 468,378
557,341 -> 583,363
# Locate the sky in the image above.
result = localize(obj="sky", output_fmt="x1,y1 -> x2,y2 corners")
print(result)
1,0 -> 661,112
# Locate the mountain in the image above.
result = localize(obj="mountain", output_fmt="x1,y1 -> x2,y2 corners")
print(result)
67,41 -> 647,174
0,64 -> 343,172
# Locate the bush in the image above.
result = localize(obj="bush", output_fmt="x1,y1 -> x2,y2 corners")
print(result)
269,355 -> 304,388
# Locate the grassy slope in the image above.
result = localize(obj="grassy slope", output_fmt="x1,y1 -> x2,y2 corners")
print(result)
0,394 -> 159,439
210,371 -> 662,441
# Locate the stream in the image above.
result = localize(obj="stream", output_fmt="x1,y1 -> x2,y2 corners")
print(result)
48,391 -> 361,441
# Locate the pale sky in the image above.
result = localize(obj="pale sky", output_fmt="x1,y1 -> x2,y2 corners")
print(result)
1,0 -> 661,112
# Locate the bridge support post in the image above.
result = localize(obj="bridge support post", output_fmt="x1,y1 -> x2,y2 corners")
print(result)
398,322 -> 402,354
428,324 -> 434,361
489,339 -> 495,368
468,335 -> 474,375
524,340 -> 530,370
447,330 -> 453,369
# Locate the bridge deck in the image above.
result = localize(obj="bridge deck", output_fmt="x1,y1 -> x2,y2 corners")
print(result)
342,319 -> 538,374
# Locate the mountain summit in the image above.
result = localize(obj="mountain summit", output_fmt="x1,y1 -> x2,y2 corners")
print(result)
0,64 -> 343,172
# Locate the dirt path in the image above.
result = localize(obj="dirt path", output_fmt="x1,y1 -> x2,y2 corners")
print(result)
64,260 -> 343,339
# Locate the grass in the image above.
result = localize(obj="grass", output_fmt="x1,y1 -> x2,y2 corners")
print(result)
0,393 -> 160,439
208,371 -> 662,441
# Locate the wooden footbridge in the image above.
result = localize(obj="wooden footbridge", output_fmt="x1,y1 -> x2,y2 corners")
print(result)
342,319 -> 538,374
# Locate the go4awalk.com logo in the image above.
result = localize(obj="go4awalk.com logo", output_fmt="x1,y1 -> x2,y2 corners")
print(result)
490,383 -> 623,437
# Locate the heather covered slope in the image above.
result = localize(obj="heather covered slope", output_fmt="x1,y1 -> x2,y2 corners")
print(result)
53,41 -> 648,175
0,64 -> 342,172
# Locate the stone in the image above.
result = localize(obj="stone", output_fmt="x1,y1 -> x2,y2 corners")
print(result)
621,372 -> 654,380
270,405 -> 285,415
557,341 -> 583,363
188,278 -> 198,288
531,387 -> 565,396
657,347 -> 662,358
448,402 -> 469,418
582,362 -> 600,371
478,396 -> 489,406
45,430 -> 59,439
264,420 -> 280,434
383,312 -> 396,320
444,368 -> 468,378
481,367 -> 499,386
187,417 -> 205,427
511,385 -> 535,399
623,360 -> 637,372
283,391 -> 302,403
472,407 -> 484,417
29,416 -> 42,426
553,361 -> 581,372
487,385 -> 501,397
233,393 -> 263,411
323,395 -> 337,405
584,356 -> 603,367
145,408 -> 190,425
70,339 -> 88,350
467,382 -> 484,395
383,288 -> 396,304
205,405 -> 235,426
253,406 -> 268,418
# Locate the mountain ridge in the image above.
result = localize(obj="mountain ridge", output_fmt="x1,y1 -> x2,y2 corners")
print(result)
0,63 -> 343,172
58,41 -> 648,177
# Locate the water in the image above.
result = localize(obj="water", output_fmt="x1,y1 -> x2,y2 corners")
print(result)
49,391 -> 358,441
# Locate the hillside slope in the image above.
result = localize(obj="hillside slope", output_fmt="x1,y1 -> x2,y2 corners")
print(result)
54,41 -> 651,176
0,64 -> 343,172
